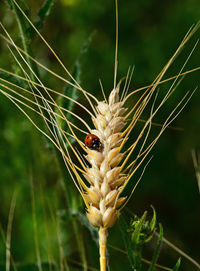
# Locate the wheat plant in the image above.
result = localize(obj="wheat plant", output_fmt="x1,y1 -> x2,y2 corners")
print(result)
0,0 -> 200,270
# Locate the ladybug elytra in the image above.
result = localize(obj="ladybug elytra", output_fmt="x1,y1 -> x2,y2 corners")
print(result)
85,134 -> 102,151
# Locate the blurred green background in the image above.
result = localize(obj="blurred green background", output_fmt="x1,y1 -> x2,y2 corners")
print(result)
0,0 -> 200,270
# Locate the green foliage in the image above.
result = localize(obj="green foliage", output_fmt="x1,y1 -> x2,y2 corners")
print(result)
119,207 -> 157,270
119,210 -> 182,271
129,207 -> 156,245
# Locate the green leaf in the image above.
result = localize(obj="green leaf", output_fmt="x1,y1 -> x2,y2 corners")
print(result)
147,224 -> 163,271
131,211 -> 147,245
149,205 -> 156,231
172,258 -> 181,271
119,215 -> 136,269
145,205 -> 156,243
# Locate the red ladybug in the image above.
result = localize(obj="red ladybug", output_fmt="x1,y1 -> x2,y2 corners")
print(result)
85,134 -> 102,151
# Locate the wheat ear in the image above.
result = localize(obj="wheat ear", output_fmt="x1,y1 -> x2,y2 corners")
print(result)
85,85 -> 127,270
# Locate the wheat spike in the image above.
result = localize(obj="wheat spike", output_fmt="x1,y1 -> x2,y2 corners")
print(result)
85,85 -> 126,271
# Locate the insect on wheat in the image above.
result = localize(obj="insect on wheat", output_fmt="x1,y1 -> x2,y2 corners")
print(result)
0,0 -> 200,270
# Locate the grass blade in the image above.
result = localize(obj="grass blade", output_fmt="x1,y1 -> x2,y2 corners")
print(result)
147,224 -> 163,271
172,258 -> 181,271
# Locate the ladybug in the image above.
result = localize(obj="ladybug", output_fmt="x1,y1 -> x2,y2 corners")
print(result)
85,134 -> 102,151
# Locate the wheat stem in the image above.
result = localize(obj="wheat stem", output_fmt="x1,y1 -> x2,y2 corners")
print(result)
99,227 -> 108,271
